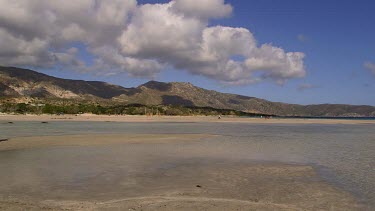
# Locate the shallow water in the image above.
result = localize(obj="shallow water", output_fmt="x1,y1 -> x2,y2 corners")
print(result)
0,121 -> 374,207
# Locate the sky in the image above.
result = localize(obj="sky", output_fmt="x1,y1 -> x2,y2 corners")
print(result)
0,0 -> 374,105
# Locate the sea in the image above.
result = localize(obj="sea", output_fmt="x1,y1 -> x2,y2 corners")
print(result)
0,120 -> 374,207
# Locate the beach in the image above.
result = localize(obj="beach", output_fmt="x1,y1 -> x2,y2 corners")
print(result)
1,114 -> 374,124
0,117 -> 374,210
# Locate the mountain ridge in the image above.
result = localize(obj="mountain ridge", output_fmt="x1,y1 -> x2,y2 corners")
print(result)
1,66 -> 374,117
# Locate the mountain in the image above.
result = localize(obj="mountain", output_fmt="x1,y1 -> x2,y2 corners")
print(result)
1,66 -> 374,117
0,66 -> 133,99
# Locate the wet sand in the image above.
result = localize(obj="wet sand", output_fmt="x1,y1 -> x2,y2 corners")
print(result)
0,114 -> 374,125
0,134 -> 215,151
0,134 -> 365,210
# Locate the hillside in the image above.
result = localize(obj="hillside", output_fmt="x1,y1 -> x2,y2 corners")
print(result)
1,66 -> 374,117
0,66 -> 131,99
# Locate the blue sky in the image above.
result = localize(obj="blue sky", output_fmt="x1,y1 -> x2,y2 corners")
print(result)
3,0 -> 374,105
213,0 -> 375,105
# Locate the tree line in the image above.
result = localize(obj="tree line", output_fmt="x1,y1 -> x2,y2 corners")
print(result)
0,102 -> 271,117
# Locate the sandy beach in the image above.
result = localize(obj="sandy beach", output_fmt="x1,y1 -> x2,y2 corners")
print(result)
0,134 -> 364,210
0,114 -> 374,124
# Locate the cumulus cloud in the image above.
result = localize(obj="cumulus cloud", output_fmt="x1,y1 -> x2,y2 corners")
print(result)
364,62 -> 375,77
91,46 -> 163,77
0,27 -> 53,67
245,44 -> 305,84
171,0 -> 232,19
0,0 -> 306,85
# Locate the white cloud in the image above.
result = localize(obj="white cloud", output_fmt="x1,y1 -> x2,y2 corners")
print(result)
245,44 -> 306,83
0,0 -> 306,85
119,2 -> 205,56
171,0 -> 232,19
201,27 -> 256,60
91,46 -> 163,77
364,62 -> 375,77
54,47 -> 88,72
61,23 -> 87,41
0,27 -> 53,67
95,0 -> 137,26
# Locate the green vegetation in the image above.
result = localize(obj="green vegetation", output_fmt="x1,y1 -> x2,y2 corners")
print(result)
0,102 -> 271,117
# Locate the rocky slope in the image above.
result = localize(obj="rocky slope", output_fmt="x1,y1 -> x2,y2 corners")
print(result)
1,66 -> 374,117
0,66 -> 131,99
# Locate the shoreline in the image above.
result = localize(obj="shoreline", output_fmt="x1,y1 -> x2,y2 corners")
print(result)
0,114 -> 374,125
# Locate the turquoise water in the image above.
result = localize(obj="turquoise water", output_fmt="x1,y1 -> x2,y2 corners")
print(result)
0,121 -> 374,206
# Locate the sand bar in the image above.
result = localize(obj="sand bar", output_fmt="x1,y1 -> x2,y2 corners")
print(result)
0,134 -> 216,151
0,114 -> 374,124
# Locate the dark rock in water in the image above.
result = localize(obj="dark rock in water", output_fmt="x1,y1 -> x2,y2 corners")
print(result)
8,122 -> 13,124
0,139 -> 8,142
196,185 -> 202,188
41,122 -> 48,124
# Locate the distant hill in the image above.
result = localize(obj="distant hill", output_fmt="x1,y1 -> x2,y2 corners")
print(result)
1,66 -> 374,117
0,66 -> 131,99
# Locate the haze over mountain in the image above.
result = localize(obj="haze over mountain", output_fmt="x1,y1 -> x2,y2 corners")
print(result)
1,66 -> 375,117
